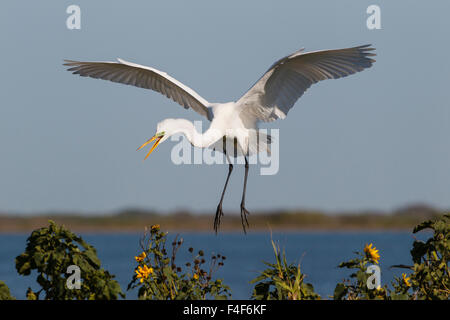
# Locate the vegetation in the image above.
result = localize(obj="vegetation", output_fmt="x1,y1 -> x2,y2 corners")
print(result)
251,239 -> 320,300
390,214 -> 449,299
127,224 -> 231,300
0,281 -> 15,300
0,204 -> 443,232
0,213 -> 448,300
334,214 -> 449,300
333,243 -> 390,300
15,220 -> 124,300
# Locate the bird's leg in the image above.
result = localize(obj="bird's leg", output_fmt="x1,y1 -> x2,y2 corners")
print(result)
214,162 -> 233,234
240,156 -> 250,233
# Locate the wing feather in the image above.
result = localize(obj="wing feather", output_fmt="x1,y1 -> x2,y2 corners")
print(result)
238,45 -> 376,122
64,58 -> 213,120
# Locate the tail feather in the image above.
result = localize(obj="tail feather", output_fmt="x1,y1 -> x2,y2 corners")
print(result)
248,130 -> 272,155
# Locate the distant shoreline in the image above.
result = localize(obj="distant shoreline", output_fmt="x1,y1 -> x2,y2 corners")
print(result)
0,205 -> 445,233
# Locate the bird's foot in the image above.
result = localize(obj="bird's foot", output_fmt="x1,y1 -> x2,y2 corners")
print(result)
214,203 -> 224,234
240,203 -> 250,234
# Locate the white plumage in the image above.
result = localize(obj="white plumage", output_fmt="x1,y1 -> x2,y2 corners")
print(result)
65,44 -> 376,233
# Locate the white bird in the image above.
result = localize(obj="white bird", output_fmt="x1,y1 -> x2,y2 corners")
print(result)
64,44 -> 376,233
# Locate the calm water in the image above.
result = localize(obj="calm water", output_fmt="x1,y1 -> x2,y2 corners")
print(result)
0,231 -> 426,299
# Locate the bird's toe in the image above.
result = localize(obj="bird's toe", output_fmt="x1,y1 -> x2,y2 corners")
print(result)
240,205 -> 250,233
214,204 -> 224,234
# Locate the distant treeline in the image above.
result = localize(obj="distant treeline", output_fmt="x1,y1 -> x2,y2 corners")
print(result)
0,204 -> 446,233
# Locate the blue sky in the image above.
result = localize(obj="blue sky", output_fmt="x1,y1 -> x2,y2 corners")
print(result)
0,1 -> 449,215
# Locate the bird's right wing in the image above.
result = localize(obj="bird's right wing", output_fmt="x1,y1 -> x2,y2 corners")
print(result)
237,45 -> 376,122
64,59 -> 213,120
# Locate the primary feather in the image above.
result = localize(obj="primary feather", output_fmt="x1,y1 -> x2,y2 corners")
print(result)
237,44 -> 376,122
63,59 -> 213,120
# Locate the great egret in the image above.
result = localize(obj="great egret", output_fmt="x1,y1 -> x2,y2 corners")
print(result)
64,44 -> 376,233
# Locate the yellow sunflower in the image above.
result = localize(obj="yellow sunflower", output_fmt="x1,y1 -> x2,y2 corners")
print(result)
402,273 -> 411,287
135,265 -> 153,283
364,243 -> 380,264
135,251 -> 146,262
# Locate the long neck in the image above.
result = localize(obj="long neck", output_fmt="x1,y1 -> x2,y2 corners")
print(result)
173,119 -> 222,148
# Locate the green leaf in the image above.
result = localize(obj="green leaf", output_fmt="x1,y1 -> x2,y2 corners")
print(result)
390,293 -> 409,300
84,248 -> 101,268
15,221 -> 125,300
333,283 -> 347,300
18,261 -> 31,275
0,281 -> 15,300
410,240 -> 428,264
413,220 -> 434,233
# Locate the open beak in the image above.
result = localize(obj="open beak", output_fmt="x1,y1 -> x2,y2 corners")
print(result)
137,133 -> 164,160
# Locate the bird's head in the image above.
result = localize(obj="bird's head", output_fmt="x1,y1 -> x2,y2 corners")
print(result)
136,118 -> 188,160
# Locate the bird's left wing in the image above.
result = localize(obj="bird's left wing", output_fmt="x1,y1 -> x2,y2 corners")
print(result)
64,59 -> 213,120
237,45 -> 376,122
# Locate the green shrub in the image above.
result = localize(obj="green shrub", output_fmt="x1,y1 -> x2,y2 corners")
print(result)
4,215 -> 449,300
335,214 -> 449,300
251,239 -> 320,300
127,225 -> 231,300
391,214 -> 449,299
333,243 -> 389,300
15,220 -> 124,300
0,281 -> 15,300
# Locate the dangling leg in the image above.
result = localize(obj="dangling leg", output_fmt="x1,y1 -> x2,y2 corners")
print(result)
240,156 -> 250,233
214,154 -> 233,234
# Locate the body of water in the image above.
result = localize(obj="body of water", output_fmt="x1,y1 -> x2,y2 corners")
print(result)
0,231 -> 425,299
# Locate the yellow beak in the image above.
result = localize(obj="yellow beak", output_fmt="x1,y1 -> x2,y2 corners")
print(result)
137,134 -> 164,160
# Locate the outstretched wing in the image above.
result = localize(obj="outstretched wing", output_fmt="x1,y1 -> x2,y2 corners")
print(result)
237,45 -> 376,122
64,59 -> 213,120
